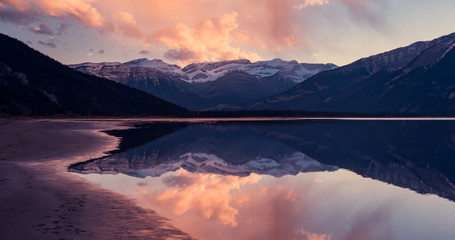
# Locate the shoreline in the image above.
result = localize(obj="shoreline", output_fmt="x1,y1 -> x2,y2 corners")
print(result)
3,116 -> 455,122
0,119 -> 192,239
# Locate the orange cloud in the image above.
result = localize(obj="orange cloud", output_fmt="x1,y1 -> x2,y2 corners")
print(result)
1,0 -> 337,63
151,11 -> 262,65
283,34 -> 296,46
140,169 -> 262,227
112,11 -> 142,38
300,228 -> 332,240
36,0 -> 104,26
1,0 -> 104,26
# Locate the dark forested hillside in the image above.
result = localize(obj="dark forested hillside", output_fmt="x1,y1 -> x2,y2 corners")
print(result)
0,33 -> 188,116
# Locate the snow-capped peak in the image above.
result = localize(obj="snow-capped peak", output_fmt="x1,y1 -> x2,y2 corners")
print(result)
181,59 -> 252,82
179,58 -> 337,83
246,59 -> 337,83
70,57 -> 337,84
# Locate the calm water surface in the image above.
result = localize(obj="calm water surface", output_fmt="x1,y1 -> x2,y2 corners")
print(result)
71,120 -> 455,240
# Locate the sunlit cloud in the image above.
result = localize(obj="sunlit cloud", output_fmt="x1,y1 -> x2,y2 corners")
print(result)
299,228 -> 332,240
0,0 -> 445,67
151,12 -> 262,65
36,0 -> 104,27
0,0 -> 372,65
283,35 -> 296,46
0,0 -> 104,27
111,11 -> 142,38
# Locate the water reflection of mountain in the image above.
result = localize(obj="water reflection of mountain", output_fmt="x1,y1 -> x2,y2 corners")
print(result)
70,123 -> 338,178
70,120 -> 455,201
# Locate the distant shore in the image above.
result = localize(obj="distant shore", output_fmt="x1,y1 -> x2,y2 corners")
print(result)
2,116 -> 455,122
0,119 -> 192,240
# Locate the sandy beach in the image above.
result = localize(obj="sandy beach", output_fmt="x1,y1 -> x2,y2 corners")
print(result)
0,119 -> 192,240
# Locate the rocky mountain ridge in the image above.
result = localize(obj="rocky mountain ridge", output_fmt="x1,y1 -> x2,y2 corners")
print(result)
70,58 -> 336,110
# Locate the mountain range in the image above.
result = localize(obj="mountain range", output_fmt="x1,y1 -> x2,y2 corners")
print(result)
69,32 -> 455,115
70,58 -> 336,110
0,33 -> 187,116
2,31 -> 455,116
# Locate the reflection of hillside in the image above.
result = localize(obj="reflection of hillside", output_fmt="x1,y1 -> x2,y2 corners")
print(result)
70,120 -> 455,201
250,120 -> 455,201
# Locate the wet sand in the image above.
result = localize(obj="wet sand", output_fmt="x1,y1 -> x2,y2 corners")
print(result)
0,119 -> 193,240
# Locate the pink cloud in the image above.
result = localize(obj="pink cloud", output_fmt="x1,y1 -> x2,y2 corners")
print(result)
141,169 -> 262,227
236,0 -> 312,52
5,0 -> 381,65
36,0 -> 105,26
0,0 -> 104,27
112,11 -> 142,38
267,0 -> 297,46
151,12 -> 262,64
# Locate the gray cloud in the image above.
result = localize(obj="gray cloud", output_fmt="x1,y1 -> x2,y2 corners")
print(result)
29,23 -> 54,35
139,50 -> 150,55
57,23 -> 69,35
38,40 -> 56,48
98,49 -> 105,54
340,0 -> 390,30
0,7 -> 40,24
163,48 -> 196,61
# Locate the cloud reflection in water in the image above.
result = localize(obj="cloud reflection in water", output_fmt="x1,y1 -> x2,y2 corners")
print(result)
82,167 -> 455,240
140,169 -> 261,226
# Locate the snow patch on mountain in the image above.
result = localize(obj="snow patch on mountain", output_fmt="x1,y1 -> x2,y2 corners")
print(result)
123,151 -> 338,178
182,59 -> 252,83
124,58 -> 185,76
180,58 -> 337,83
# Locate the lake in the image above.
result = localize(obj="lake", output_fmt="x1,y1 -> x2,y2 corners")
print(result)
70,119 -> 455,240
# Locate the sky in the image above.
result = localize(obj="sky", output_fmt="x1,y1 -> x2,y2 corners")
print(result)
1,0 -> 455,67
